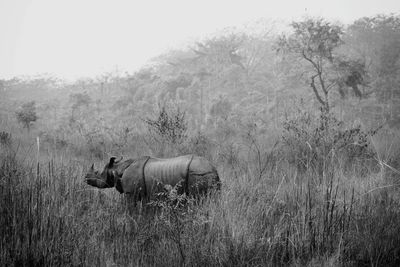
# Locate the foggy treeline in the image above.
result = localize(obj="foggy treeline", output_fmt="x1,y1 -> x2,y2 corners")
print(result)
1,14 -> 400,266
1,15 -> 399,156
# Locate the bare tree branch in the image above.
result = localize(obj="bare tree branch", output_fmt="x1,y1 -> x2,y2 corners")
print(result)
310,74 -> 326,106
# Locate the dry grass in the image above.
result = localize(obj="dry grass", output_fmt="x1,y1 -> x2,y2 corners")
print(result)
1,129 -> 400,266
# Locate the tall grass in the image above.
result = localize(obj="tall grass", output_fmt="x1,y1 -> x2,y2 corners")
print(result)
1,128 -> 400,266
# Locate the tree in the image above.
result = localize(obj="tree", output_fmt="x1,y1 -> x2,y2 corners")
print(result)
15,101 -> 38,132
69,92 -> 92,120
345,14 -> 400,126
346,15 -> 400,78
278,18 -> 366,112
0,80 -> 4,93
346,15 -> 400,98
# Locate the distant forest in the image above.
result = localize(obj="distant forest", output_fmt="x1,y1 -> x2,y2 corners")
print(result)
1,15 -> 399,158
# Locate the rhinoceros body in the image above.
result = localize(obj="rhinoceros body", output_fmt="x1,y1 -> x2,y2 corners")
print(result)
85,155 -> 220,200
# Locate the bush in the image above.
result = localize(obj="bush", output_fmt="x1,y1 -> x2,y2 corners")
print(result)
144,104 -> 187,156
40,131 -> 68,150
0,131 -> 12,146
15,101 -> 38,132
282,108 -> 377,176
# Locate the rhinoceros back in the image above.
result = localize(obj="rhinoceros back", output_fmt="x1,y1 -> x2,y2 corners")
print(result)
144,155 -> 191,186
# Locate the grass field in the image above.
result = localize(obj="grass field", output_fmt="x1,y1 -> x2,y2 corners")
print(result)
1,124 -> 400,266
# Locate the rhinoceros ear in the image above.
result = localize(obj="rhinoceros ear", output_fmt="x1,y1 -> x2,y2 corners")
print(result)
109,156 -> 123,167
109,157 -> 116,167
115,156 -> 123,164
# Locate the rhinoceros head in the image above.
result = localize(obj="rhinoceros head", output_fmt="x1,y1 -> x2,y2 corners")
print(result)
85,156 -> 123,189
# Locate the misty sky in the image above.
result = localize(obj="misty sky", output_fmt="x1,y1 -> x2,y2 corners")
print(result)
1,0 -> 399,80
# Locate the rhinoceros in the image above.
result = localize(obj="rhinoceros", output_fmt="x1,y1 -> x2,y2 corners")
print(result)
85,154 -> 220,200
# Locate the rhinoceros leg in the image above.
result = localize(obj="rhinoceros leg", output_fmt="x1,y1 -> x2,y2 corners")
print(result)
115,177 -> 124,193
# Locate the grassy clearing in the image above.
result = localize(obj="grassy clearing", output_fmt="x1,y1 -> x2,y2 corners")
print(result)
1,131 -> 400,267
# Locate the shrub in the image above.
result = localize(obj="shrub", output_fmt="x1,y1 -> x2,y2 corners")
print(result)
0,131 -> 12,146
40,131 -> 68,150
282,108 -> 377,176
15,101 -> 38,132
144,104 -> 187,156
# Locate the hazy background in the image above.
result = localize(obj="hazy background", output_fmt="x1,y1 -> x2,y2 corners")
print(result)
1,0 -> 399,80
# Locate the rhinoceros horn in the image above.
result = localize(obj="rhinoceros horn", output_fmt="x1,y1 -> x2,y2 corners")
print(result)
90,163 -> 94,170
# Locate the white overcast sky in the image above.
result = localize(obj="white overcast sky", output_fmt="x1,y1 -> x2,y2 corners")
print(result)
0,0 -> 399,80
